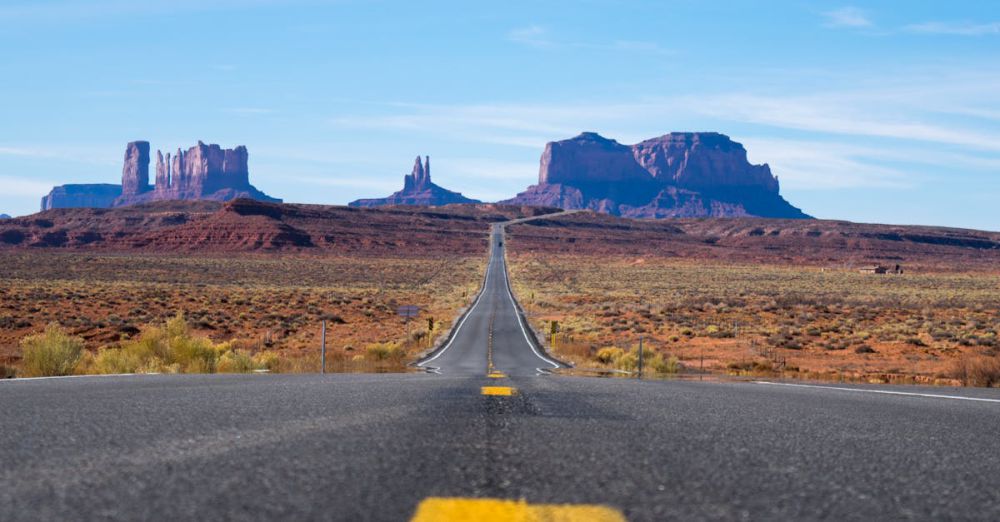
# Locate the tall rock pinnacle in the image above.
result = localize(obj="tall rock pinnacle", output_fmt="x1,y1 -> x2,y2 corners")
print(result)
350,154 -> 480,208
120,141 -> 151,197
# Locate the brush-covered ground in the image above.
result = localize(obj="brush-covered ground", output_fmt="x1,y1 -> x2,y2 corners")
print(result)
0,201 -> 562,377
0,251 -> 484,376
507,252 -> 1000,386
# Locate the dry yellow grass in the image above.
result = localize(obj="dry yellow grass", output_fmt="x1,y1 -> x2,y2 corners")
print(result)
1,252 -> 485,376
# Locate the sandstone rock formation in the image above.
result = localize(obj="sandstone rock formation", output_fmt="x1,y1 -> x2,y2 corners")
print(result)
41,141 -> 280,210
120,141 -> 151,197
349,156 -> 481,208
41,184 -> 123,211
503,132 -> 809,219
118,141 -> 275,206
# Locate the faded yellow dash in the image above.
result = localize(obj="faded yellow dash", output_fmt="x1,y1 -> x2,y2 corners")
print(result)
481,386 -> 516,396
488,371 -> 506,378
411,497 -> 626,522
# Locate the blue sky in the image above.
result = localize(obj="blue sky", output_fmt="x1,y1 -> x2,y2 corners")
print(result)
0,1 -> 997,230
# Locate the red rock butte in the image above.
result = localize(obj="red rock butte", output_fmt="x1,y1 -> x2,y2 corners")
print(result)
40,141 -> 280,210
502,132 -> 809,219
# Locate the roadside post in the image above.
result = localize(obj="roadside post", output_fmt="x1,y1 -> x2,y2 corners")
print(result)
321,320 -> 327,374
550,320 -> 559,353
638,335 -> 644,379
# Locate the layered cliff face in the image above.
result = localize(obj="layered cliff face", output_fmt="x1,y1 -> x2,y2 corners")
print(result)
119,141 -> 275,206
349,156 -> 481,208
40,141 -> 280,210
504,132 -> 809,219
41,184 -> 123,211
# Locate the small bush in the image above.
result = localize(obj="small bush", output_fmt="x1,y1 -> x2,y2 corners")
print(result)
365,342 -> 404,361
217,350 -> 255,373
650,354 -> 682,374
950,355 -> 1000,387
19,323 -> 84,377
855,345 -> 876,354
94,347 -> 142,374
615,352 -> 638,372
252,351 -> 280,372
595,347 -> 624,364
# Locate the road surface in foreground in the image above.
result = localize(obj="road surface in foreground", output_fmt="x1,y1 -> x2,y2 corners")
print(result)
3,373 -> 1000,520
3,219 -> 1000,520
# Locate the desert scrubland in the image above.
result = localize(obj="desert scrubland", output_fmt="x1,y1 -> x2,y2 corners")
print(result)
506,214 -> 1000,385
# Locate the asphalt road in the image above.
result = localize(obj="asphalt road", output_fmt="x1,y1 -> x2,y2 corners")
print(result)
3,220 -> 1000,521
417,223 -> 562,376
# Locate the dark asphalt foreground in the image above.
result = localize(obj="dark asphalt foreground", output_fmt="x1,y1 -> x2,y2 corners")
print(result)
3,374 -> 1000,520
3,221 -> 1000,521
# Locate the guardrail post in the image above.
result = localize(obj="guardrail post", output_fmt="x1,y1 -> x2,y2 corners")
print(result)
638,335 -> 644,379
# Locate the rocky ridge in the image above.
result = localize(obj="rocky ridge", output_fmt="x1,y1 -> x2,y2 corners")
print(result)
349,156 -> 480,208
40,141 -> 280,210
503,132 -> 809,219
3,200 -> 998,271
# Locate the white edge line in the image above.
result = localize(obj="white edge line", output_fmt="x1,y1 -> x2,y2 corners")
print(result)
753,380 -> 1000,404
499,229 -> 561,369
417,237 -> 494,367
0,373 -> 147,383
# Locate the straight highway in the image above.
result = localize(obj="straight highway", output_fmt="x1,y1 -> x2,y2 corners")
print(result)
2,218 -> 999,520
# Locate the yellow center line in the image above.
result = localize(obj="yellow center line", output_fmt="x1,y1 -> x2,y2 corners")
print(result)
411,497 -> 626,522
481,386 -> 516,396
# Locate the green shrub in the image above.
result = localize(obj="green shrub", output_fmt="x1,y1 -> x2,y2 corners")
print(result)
19,323 -> 84,377
615,352 -> 638,372
94,347 -> 142,374
252,351 -> 280,372
217,350 -> 255,373
365,342 -> 404,361
595,347 -> 624,364
649,354 -> 682,374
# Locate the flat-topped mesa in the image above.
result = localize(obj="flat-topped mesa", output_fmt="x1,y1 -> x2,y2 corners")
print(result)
503,131 -> 808,219
349,155 -> 481,208
632,132 -> 779,193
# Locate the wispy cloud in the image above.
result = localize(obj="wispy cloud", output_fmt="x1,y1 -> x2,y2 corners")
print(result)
822,7 -> 872,28
0,175 -> 58,196
903,21 -> 1000,36
223,107 -> 275,116
506,25 -> 672,55
0,145 -> 118,166
0,0 -> 292,22
280,174 -> 399,192
329,67 -> 1000,194
507,25 -> 552,47
436,158 -> 538,182
742,138 -> 914,190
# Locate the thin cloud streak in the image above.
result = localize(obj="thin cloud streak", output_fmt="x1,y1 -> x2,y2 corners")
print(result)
822,7 -> 872,28
904,21 -> 1000,36
0,175 -> 58,197
506,25 -> 673,55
